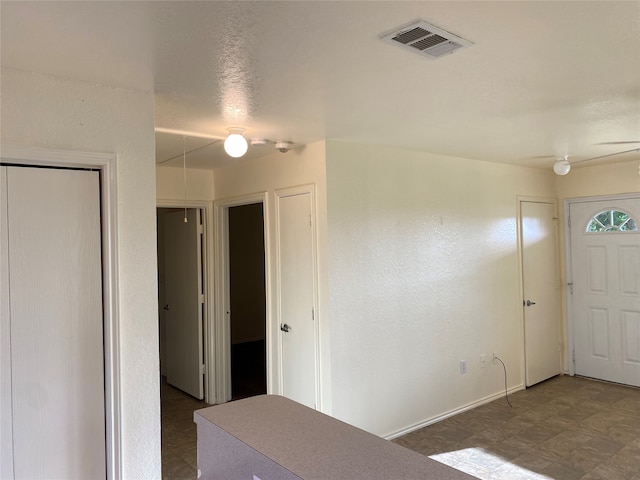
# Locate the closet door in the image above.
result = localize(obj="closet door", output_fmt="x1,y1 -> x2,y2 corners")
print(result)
1,166 -> 106,479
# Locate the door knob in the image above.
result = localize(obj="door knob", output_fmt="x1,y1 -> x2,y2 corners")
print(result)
525,300 -> 536,307
163,304 -> 170,311
280,323 -> 291,333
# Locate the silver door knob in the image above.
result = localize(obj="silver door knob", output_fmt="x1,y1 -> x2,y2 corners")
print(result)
280,323 -> 291,332
525,300 -> 536,307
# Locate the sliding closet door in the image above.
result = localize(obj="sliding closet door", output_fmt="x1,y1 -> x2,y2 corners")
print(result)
2,166 -> 106,479
1,167 -> 14,479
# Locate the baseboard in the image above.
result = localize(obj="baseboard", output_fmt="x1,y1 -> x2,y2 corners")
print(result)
383,384 -> 525,440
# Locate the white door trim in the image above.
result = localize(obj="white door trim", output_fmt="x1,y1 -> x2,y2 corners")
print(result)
157,200 -> 214,403
214,192 -> 270,403
1,145 -> 121,480
563,192 -> 640,377
274,184 -> 321,409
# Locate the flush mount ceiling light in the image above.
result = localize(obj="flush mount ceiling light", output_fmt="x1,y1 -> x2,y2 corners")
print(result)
553,156 -> 571,175
223,128 -> 248,158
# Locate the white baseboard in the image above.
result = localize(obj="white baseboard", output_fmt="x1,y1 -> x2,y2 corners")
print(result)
384,384 -> 525,440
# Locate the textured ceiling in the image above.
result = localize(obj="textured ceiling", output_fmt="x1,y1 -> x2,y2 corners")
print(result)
2,1 -> 639,171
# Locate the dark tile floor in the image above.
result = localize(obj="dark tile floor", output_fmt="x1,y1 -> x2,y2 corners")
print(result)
161,375 -> 640,480
161,378 -> 208,480
395,376 -> 640,480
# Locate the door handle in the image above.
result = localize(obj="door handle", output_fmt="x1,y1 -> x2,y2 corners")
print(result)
280,323 -> 291,333
524,300 -> 536,307
163,304 -> 170,311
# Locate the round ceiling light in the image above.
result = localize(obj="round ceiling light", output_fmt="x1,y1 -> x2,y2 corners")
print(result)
223,129 -> 248,158
553,156 -> 571,175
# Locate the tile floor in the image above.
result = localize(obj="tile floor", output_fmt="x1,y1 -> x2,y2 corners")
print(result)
161,378 -> 209,480
395,376 -> 640,480
161,375 -> 640,480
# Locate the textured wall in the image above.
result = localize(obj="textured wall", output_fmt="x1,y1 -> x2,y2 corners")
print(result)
325,141 -> 557,438
556,160 -> 640,200
156,165 -> 214,201
1,68 -> 160,479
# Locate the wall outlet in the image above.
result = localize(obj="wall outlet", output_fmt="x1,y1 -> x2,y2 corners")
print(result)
480,354 -> 487,367
460,359 -> 467,374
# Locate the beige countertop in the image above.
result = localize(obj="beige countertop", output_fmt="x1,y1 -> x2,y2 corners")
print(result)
195,395 -> 477,480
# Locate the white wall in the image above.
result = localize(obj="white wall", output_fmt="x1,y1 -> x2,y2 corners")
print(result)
156,165 -> 214,201
213,141 -> 331,412
556,160 -> 639,200
1,68 -> 160,479
325,141 -> 557,438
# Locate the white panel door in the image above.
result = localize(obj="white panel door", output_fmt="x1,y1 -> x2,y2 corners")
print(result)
570,197 -> 640,387
0,167 -> 14,479
2,165 -> 106,479
277,191 -> 318,409
164,208 -> 204,399
521,201 -> 562,386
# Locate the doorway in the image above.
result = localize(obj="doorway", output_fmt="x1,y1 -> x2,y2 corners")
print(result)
519,198 -> 562,387
228,203 -> 267,400
1,147 -> 120,480
157,207 -> 206,399
567,194 -> 640,387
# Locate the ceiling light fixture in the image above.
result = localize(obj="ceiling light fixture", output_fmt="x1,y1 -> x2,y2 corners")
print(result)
223,128 -> 248,158
553,156 -> 571,175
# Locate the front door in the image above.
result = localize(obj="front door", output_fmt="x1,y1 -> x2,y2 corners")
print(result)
569,196 -> 640,387
521,200 -> 562,386
163,208 -> 204,399
276,188 -> 318,409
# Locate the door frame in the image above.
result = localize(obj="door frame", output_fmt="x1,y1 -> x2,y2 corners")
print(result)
516,195 -> 561,387
214,192 -> 270,403
563,192 -> 640,377
157,200 -> 214,403
275,184 -> 321,409
1,145 -> 121,480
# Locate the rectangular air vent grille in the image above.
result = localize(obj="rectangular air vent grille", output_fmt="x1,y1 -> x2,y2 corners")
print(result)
393,27 -> 432,45
410,34 -> 448,51
382,20 -> 472,59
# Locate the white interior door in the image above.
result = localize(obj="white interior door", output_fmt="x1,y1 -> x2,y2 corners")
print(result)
521,200 -> 562,386
570,197 -> 640,387
277,190 -> 318,409
163,208 -> 204,399
1,165 -> 106,479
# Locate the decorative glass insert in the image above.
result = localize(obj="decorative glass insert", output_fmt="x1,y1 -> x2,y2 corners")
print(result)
586,210 -> 638,232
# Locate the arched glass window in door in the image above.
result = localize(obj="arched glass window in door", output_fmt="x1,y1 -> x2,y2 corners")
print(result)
586,210 -> 638,232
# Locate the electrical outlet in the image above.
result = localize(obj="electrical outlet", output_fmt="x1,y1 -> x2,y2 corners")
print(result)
480,354 -> 487,367
460,360 -> 467,374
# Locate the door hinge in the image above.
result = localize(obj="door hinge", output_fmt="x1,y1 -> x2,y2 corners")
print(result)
199,294 -> 205,304
312,307 -> 315,321
200,364 -> 206,375
568,215 -> 571,228
198,224 -> 204,235
572,349 -> 575,365
567,282 -> 574,295
309,214 -> 312,228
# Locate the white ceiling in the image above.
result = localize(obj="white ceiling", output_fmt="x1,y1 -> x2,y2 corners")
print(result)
2,1 -> 639,171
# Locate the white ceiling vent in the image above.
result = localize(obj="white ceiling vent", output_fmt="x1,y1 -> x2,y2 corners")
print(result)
381,20 -> 473,59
